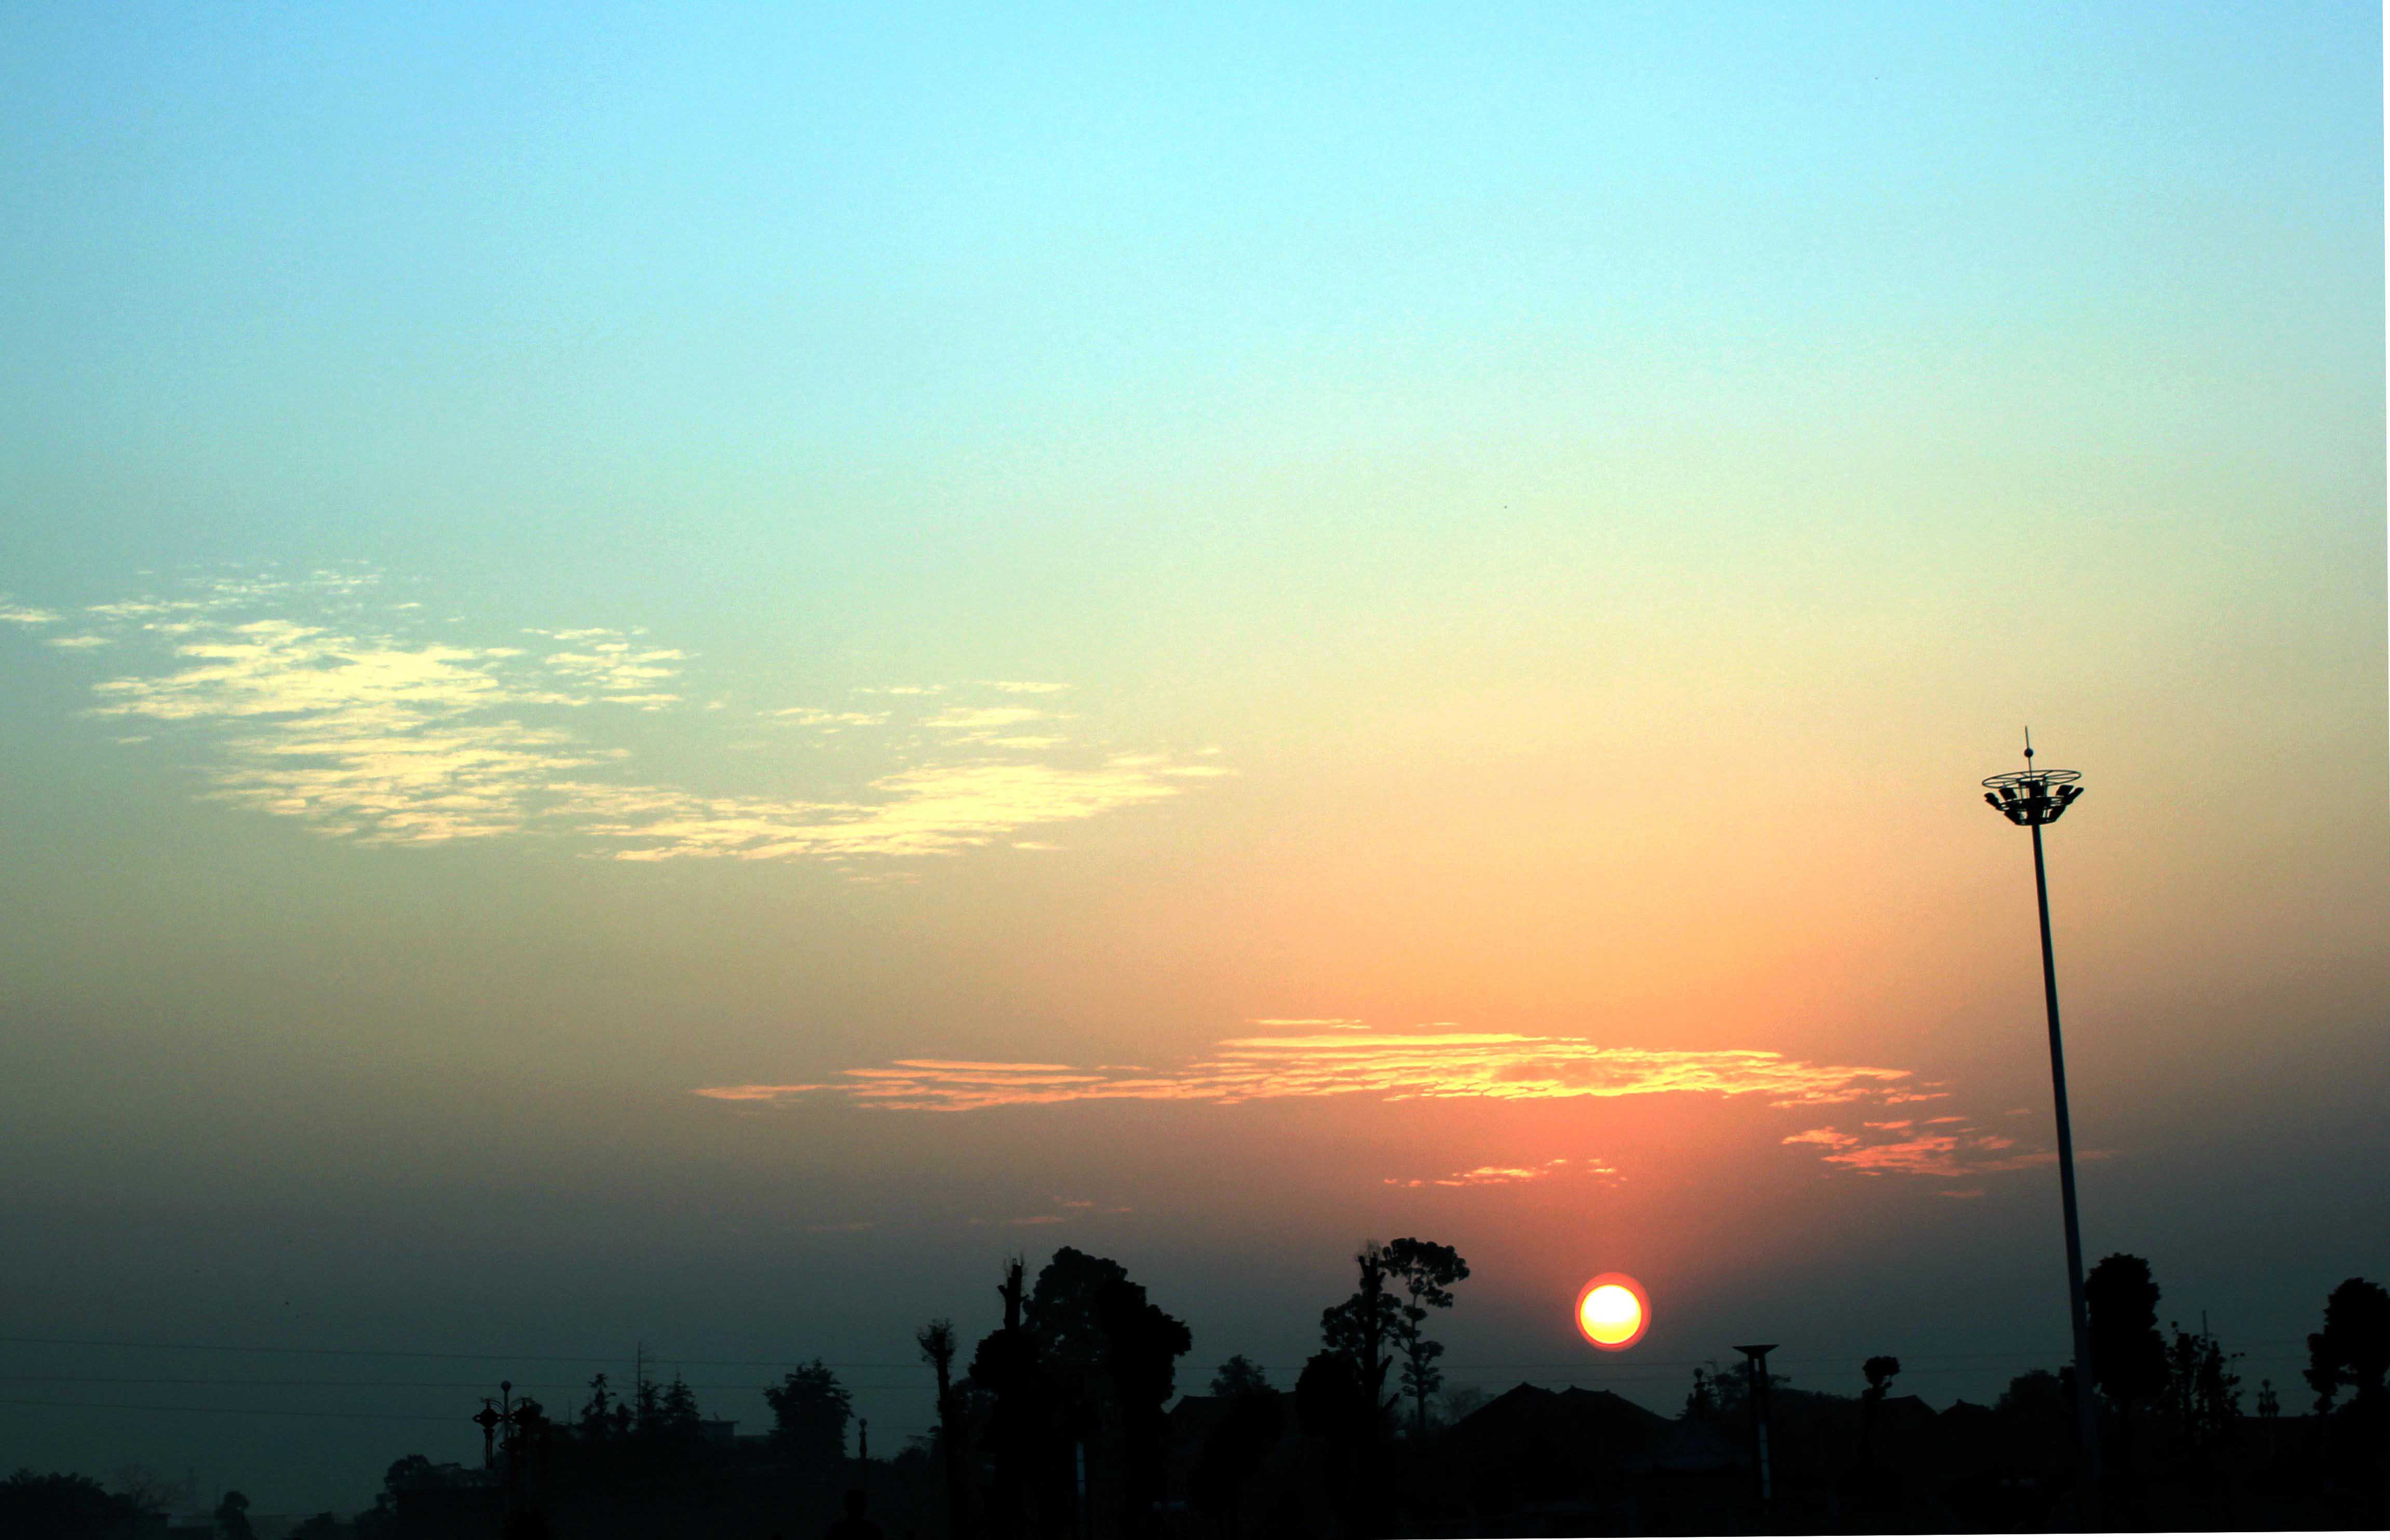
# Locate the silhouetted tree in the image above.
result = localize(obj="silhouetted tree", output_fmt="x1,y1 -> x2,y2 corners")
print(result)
765,1359 -> 854,1467
1320,1241 -> 1405,1535
1994,1368 -> 2078,1476
2162,1322 -> 2241,1466
1382,1237 -> 1469,1439
1026,1246 -> 1131,1369
1210,1355 -> 1273,1398
1320,1242 -> 1400,1424
1192,1376 -> 1284,1539
1437,1383 -> 1488,1426
290,1515 -> 343,1540
2305,1276 -> 2390,1516
577,1372 -> 615,1441
2304,1277 -> 2390,1414
106,1465 -> 183,1517
1025,1248 -> 1133,1531
917,1318 -> 970,1540
1683,1366 -> 1718,1420
1296,1350 -> 1369,1535
2086,1253 -> 2168,1476
0,1470 -> 146,1539
971,1257 -> 1039,1540
214,1489 -> 256,1540
634,1371 -> 662,1431
1097,1274 -> 1193,1537
1859,1355 -> 1900,1471
656,1374 -> 701,1440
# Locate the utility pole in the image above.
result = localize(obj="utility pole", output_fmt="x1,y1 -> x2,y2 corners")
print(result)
1982,732 -> 2101,1514
1733,1344 -> 1778,1509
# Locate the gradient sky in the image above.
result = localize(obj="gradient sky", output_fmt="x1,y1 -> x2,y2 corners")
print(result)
2,1 -> 2383,1515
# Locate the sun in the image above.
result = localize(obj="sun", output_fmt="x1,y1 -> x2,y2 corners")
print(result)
1575,1272 -> 1650,1352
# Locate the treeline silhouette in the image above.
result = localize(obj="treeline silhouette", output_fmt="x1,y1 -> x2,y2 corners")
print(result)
6,1250 -> 2385,1537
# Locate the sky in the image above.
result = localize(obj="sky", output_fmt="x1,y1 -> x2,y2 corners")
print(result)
1,0 -> 2383,1516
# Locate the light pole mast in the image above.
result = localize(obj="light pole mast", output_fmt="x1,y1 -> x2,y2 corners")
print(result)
1982,733 -> 2100,1505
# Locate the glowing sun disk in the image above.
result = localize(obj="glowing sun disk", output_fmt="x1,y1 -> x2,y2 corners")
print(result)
1575,1272 -> 1650,1352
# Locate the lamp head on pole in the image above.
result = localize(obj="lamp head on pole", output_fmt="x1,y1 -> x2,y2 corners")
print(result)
1981,730 -> 2084,826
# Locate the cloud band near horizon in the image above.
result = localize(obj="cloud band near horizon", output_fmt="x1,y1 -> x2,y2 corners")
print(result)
694,1027 -> 1924,1112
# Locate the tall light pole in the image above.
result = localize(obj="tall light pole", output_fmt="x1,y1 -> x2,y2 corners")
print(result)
1981,733 -> 2100,1503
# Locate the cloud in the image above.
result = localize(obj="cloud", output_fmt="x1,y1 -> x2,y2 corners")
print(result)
44,634 -> 113,649
537,633 -> 689,706
1,604 -> 61,627
695,1026 -> 1918,1113
771,708 -> 891,728
1385,1156 -> 1618,1189
565,755 -> 1201,861
1786,1119 -> 2093,1180
19,571 -> 1221,862
923,705 -> 1065,743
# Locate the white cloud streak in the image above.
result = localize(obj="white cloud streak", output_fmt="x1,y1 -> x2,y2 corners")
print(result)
16,572 -> 1219,862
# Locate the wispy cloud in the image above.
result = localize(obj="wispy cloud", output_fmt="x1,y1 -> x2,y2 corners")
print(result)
1784,1118 -> 2093,1185
12,570 -> 1222,862
562,757 -> 1209,862
926,706 -> 1055,731
770,708 -> 891,728
529,629 -> 688,707
1385,1156 -> 1618,1189
695,1026 -> 1919,1112
3,604 -> 62,627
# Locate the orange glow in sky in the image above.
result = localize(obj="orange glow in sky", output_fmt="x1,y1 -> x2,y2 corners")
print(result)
1576,1272 -> 1650,1351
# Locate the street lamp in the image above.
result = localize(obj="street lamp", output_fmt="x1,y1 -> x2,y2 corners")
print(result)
1981,732 -> 2100,1502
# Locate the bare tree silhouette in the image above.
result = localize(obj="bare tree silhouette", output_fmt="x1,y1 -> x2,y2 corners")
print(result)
969,1257 -> 1044,1540
917,1319 -> 969,1540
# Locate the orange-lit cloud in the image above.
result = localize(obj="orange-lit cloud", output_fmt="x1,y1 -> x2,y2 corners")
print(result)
1783,1118 -> 2091,1184
695,1028 -> 1920,1112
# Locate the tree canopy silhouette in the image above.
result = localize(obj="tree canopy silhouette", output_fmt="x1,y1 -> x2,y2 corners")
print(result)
1026,1246 -> 1131,1369
2304,1276 -> 2389,1414
1320,1241 -> 1402,1426
1383,1237 -> 1470,1438
0,1470 -> 147,1539
1859,1355 -> 1900,1471
214,1488 -> 256,1540
2086,1252 -> 2168,1474
1210,1354 -> 1273,1399
1095,1271 -> 1193,1537
1192,1369 -> 1284,1539
765,1359 -> 855,1467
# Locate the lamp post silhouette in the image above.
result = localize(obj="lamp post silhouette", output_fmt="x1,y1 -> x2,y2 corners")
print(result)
1981,733 -> 2100,1499
1732,1344 -> 1778,1507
